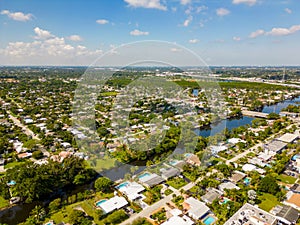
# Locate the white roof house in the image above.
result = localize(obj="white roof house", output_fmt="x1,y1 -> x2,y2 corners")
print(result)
277,133 -> 299,144
218,182 -> 240,192
242,163 -> 257,172
228,138 -> 246,145
161,216 -> 194,225
98,196 -> 128,214
116,182 -> 145,201
185,197 -> 210,220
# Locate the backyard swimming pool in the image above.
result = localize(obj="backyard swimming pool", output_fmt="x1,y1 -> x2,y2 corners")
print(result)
116,182 -> 129,190
138,173 -> 150,180
203,216 -> 215,225
96,199 -> 107,207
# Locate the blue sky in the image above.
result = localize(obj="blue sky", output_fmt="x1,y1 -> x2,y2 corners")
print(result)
0,0 -> 300,66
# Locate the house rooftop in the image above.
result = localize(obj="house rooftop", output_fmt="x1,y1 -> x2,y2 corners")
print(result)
276,133 -> 299,143
116,182 -> 145,201
286,193 -> 300,209
201,188 -> 222,204
160,167 -> 180,180
161,215 -> 194,225
265,140 -> 287,153
224,203 -> 277,225
97,196 -> 128,214
218,182 -> 240,192
184,197 -> 210,220
229,171 -> 247,183
273,205 -> 299,225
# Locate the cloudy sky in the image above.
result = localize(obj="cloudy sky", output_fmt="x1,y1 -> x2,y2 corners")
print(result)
1,0 -> 300,66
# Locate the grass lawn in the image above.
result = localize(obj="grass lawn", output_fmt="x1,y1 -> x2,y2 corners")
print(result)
277,174 -> 297,184
100,91 -> 118,97
48,199 -> 104,225
0,196 -> 9,209
87,157 -> 116,172
166,177 -> 187,189
258,193 -> 281,212
4,161 -> 26,169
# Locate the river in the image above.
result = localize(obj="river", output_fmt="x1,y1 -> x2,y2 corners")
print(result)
1,96 -> 299,225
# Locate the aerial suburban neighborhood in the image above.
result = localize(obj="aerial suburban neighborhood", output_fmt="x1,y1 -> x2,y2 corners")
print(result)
0,66 -> 299,225
1,0 -> 300,225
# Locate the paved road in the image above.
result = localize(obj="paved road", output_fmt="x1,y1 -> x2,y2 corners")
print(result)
8,112 -> 50,157
226,122 -> 298,165
120,180 -> 198,225
120,195 -> 173,225
8,114 -> 40,140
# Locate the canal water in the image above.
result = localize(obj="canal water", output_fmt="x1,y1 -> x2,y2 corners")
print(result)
1,96 -> 299,225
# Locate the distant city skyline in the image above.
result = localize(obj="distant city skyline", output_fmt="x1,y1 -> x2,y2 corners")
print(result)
1,0 -> 300,66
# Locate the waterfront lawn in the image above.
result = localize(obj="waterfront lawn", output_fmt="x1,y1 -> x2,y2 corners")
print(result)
258,193 -> 280,212
87,157 -> 116,172
166,177 -> 187,189
277,174 -> 297,184
0,196 -> 9,209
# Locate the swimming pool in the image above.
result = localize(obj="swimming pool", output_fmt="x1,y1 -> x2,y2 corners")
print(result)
138,173 -> 150,180
184,153 -> 193,158
244,177 -> 251,185
203,216 -> 215,225
96,199 -> 107,207
116,182 -> 129,190
220,198 -> 230,204
169,160 -> 178,166
7,180 -> 16,186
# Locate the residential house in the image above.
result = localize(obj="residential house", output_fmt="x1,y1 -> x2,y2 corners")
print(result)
272,205 -> 299,225
183,197 -> 210,220
160,167 -> 180,180
224,203 -> 278,225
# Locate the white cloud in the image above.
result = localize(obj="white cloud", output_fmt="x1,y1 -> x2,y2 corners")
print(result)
34,27 -> 54,39
233,36 -> 241,41
0,27 -> 102,65
96,19 -> 109,25
267,24 -> 300,36
130,29 -> 149,36
232,0 -> 257,6
1,9 -> 33,22
249,29 -> 265,38
216,8 -> 230,16
67,35 -> 83,41
183,16 -> 193,27
124,0 -> 167,10
285,8 -> 292,14
180,0 -> 191,5
189,39 -> 199,43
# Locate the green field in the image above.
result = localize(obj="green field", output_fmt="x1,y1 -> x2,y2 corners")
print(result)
166,177 -> 187,189
4,161 -> 26,170
87,157 -> 116,172
258,193 -> 280,212
277,174 -> 297,184
0,196 -> 9,209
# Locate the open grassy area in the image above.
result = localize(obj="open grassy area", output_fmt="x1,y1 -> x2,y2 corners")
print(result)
4,161 -> 26,169
0,196 -> 9,209
277,174 -> 297,184
87,157 -> 116,172
258,193 -> 281,212
100,91 -> 118,97
166,177 -> 187,189
48,199 -> 105,225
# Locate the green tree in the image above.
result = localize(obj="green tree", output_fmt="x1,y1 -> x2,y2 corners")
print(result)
94,177 -> 112,192
32,150 -> 43,159
48,198 -> 61,212
258,175 -> 280,195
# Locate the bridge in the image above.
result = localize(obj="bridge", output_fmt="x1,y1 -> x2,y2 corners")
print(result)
242,110 -> 269,118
